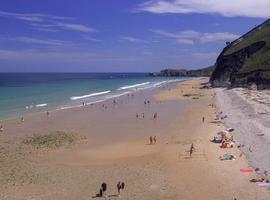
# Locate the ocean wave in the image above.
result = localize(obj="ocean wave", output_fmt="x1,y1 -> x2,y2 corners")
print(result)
70,90 -> 111,100
117,82 -> 150,90
36,103 -> 48,107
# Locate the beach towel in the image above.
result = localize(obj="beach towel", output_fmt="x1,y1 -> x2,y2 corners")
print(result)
240,169 -> 253,173
219,154 -> 236,161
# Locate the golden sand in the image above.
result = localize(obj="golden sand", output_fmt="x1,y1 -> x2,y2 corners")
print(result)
0,78 -> 269,200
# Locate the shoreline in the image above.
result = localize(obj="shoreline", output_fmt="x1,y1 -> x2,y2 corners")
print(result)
0,78 -> 187,122
0,78 -> 269,200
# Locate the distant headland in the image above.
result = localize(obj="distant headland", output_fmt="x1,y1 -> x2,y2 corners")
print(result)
149,66 -> 214,77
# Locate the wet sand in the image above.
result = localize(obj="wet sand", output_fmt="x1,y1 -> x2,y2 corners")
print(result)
0,78 -> 269,200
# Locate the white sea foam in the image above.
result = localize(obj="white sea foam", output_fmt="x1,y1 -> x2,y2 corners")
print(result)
117,82 -> 150,90
59,79 -> 184,111
36,103 -> 47,107
70,90 -> 111,100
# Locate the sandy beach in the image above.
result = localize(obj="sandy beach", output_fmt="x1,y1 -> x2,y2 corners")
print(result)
0,78 -> 269,200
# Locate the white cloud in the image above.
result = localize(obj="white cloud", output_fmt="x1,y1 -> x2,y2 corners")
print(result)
177,38 -> 194,45
0,49 -> 139,63
55,23 -> 97,32
0,10 -> 96,33
200,32 -> 240,43
151,29 -> 239,44
136,0 -> 270,18
0,10 -> 73,22
0,35 -> 72,46
192,52 -> 218,60
84,36 -> 103,42
14,37 -> 71,46
121,36 -> 147,43
0,49 -> 97,61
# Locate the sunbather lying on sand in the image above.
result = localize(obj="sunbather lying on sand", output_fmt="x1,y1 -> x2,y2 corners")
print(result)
220,140 -> 234,148
249,178 -> 266,183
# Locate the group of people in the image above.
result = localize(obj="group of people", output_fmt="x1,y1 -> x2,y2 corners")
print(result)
136,112 -> 158,120
102,104 -> 108,110
220,133 -> 234,148
212,130 -> 234,148
97,181 -> 125,198
144,99 -> 151,106
214,111 -> 227,121
136,113 -> 145,119
149,136 -> 157,145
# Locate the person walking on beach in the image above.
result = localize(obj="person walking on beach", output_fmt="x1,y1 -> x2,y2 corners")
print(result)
136,113 -> 139,119
121,182 -> 125,191
101,182 -> 107,197
202,116 -> 205,123
142,113 -> 145,119
153,112 -> 158,120
149,136 -> 153,145
153,136 -> 157,144
190,143 -> 195,157
117,181 -> 125,196
117,182 -> 121,194
0,125 -> 4,132
46,111 -> 50,117
20,116 -> 24,123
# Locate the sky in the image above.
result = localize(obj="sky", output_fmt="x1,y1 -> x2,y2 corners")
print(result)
0,0 -> 268,72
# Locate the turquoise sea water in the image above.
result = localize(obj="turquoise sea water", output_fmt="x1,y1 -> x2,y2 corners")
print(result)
0,73 -> 189,119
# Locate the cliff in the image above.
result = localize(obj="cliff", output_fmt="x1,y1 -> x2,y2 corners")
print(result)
210,19 -> 270,89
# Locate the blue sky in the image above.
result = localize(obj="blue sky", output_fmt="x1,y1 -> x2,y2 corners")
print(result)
0,0 -> 268,72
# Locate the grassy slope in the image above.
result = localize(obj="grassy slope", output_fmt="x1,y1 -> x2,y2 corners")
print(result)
223,22 -> 270,74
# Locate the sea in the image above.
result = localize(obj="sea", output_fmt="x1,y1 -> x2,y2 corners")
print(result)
0,73 -> 190,119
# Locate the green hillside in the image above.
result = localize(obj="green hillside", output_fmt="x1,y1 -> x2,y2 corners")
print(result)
210,19 -> 270,89
224,22 -> 270,74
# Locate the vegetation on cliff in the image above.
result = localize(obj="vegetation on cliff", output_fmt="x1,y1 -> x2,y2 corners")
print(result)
210,19 -> 270,89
